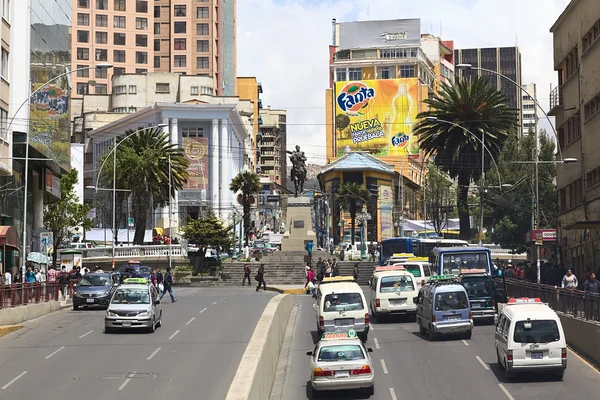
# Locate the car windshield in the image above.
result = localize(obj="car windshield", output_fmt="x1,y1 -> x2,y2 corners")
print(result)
435,291 -> 469,311
318,345 -> 365,362
79,276 -> 111,286
111,288 -> 150,304
513,320 -> 560,343
462,278 -> 493,298
323,293 -> 364,312
380,275 -> 415,293
442,252 -> 489,275
403,264 -> 422,278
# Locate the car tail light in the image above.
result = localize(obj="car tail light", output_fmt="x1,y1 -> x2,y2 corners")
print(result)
365,313 -> 370,325
469,312 -> 473,319
375,299 -> 380,307
319,316 -> 324,327
421,279 -> 425,286
492,300 -> 496,307
507,350 -> 513,361
350,365 -> 371,375
313,368 -> 334,377
431,314 -> 436,322
562,348 -> 567,359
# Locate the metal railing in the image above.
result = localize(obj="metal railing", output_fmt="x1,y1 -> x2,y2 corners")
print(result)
62,244 -> 185,260
500,278 -> 600,322
0,280 -> 81,309
549,86 -> 562,110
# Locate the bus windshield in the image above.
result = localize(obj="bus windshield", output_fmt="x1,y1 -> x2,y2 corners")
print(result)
442,252 -> 490,275
379,239 -> 414,264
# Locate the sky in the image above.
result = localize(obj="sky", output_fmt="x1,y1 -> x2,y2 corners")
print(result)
237,0 -> 572,164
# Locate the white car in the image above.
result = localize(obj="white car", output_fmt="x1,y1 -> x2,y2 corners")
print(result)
369,267 -> 418,321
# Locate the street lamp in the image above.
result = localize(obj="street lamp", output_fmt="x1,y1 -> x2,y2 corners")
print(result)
14,64 -> 113,273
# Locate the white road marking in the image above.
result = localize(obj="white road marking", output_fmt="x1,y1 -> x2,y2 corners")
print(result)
498,384 -> 515,400
185,317 -> 195,325
221,297 -> 226,301
199,307 -> 207,314
118,372 -> 136,391
462,339 -> 469,346
389,387 -> 398,400
147,348 -> 161,360
45,346 -> 65,360
369,323 -> 374,331
475,356 -> 489,370
380,359 -> 388,374
212,301 -> 218,305
168,330 -> 180,340
1,371 -> 27,390
78,330 -> 93,339
374,337 -> 380,349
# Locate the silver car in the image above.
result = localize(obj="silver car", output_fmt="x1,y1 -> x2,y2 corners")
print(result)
306,331 -> 375,397
104,284 -> 162,333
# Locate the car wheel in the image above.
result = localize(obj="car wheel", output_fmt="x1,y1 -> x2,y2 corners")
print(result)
156,312 -> 162,328
73,303 -> 79,311
104,327 -> 113,334
358,333 -> 368,342
428,325 -> 436,341
496,349 -> 501,366
554,370 -> 565,381
419,320 -> 427,335
365,384 -> 375,396
464,330 -> 472,340
311,385 -> 323,398
504,359 -> 514,380
147,320 -> 156,333
410,314 -> 417,322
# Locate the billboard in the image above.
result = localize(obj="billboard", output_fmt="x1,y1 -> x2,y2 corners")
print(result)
335,78 -> 420,157
379,185 -> 394,239
338,19 -> 421,49
182,137 -> 209,190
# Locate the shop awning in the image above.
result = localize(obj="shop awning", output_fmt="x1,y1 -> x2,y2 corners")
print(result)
563,221 -> 600,230
0,226 -> 20,251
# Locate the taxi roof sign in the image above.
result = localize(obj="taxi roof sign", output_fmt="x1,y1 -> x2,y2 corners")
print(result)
391,253 -> 414,258
429,274 -> 457,281
507,297 -> 542,304
321,330 -> 358,340
320,276 -> 356,284
459,269 -> 488,275
407,257 -> 428,261
122,277 -> 148,284
374,265 -> 406,272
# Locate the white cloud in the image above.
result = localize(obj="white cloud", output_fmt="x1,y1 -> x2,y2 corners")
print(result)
237,0 -> 572,163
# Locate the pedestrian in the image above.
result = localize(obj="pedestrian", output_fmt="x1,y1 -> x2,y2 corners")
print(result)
4,269 -> 11,285
339,248 -> 345,262
368,243 -> 375,262
353,263 -> 359,281
305,264 -> 311,286
149,269 -> 157,288
306,267 -> 315,295
160,267 -> 177,303
316,258 -> 324,281
243,264 -> 251,286
583,272 -> 600,294
256,263 -> 266,291
34,268 -> 42,283
156,268 -> 164,295
325,259 -> 332,278
306,240 -> 314,259
25,266 -> 36,283
59,266 -> 69,300
561,269 -> 578,289
332,259 -> 340,277
47,266 -> 56,283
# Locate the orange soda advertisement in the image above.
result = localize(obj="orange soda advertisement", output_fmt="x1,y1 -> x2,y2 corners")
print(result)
334,78 -> 420,157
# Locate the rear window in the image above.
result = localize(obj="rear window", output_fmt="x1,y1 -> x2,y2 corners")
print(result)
462,278 -> 493,298
380,275 -> 415,293
323,293 -> 364,312
318,345 -> 365,362
403,264 -> 422,277
435,291 -> 469,311
513,320 -> 560,343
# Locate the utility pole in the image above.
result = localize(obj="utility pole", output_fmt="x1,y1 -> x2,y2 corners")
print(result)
168,155 -> 172,271
534,127 -> 541,284
112,136 -> 117,270
478,133 -> 485,246
400,160 -> 405,237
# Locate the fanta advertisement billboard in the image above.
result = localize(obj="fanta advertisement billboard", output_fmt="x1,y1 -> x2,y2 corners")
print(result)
334,78 -> 420,157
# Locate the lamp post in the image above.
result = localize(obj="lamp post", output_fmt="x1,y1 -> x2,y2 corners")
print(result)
168,155 -> 172,272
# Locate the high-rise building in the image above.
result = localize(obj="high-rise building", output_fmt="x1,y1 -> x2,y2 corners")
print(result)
549,0 -> 600,272
258,107 -> 287,187
521,83 -> 539,135
0,0 -> 10,174
454,46 -> 523,134
71,0 -> 236,97
237,76 -> 262,170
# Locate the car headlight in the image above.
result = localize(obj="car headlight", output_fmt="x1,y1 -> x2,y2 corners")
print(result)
103,291 -> 110,296
106,311 -> 117,317
137,311 -> 150,317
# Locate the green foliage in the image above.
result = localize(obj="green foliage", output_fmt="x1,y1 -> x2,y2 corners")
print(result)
424,162 -> 455,234
230,171 -> 261,246
182,213 -> 234,272
413,77 -> 519,240
336,182 -> 371,245
43,168 -> 92,267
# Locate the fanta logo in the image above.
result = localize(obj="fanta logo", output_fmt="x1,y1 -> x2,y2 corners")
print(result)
337,82 -> 376,115
391,133 -> 410,148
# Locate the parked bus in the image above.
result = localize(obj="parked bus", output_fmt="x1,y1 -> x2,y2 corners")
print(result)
429,247 -> 493,276
379,237 -> 468,265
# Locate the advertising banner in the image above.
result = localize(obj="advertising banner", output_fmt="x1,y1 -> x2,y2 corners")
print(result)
334,78 -> 420,157
379,185 -> 394,239
338,19 -> 421,49
182,137 -> 209,190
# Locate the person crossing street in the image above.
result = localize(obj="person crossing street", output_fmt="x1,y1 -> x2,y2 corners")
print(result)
160,267 -> 177,303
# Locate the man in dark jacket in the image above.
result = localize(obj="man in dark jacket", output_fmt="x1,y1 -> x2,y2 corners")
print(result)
583,272 -> 600,294
160,267 -> 177,302
256,264 -> 266,291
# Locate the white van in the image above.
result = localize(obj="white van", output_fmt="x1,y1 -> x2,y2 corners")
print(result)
314,279 -> 369,341
369,268 -> 418,321
393,261 -> 431,290
495,297 -> 567,380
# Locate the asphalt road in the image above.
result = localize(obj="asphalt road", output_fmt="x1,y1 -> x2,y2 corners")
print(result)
0,287 -> 275,400
280,290 -> 600,400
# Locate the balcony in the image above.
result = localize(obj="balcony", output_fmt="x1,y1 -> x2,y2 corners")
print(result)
549,86 -> 563,116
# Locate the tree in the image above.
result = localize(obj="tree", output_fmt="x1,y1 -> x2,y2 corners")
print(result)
181,213 -> 234,268
99,128 -> 189,244
230,171 -> 260,246
424,162 -> 455,234
336,182 -> 371,245
413,77 -> 519,240
43,169 -> 92,267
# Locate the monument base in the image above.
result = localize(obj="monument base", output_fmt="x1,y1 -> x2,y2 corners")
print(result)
281,196 -> 316,252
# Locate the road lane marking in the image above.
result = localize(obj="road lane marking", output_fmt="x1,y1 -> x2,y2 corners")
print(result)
475,356 -> 489,370
498,384 -> 515,400
118,372 -> 136,391
185,317 -> 195,325
568,347 -> 600,376
168,330 -> 180,340
1,371 -> 27,390
147,348 -> 161,360
390,388 -> 398,400
212,301 -> 218,305
369,323 -> 374,331
78,330 -> 93,339
199,307 -> 207,314
374,337 -> 380,349
221,297 -> 226,301
45,346 -> 65,360
380,359 -> 388,374
462,339 -> 469,346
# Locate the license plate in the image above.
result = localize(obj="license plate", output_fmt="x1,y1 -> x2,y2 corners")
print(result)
531,352 -> 543,359
122,322 -> 132,327
471,303 -> 481,308
335,319 -> 353,326
390,299 -> 406,305
445,316 -> 460,321
86,298 -> 95,303
336,370 -> 349,378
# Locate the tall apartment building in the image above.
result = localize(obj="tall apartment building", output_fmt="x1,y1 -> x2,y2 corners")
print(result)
0,0 -> 10,173
454,46 -> 523,135
72,0 -> 236,97
521,83 -> 539,134
237,76 -> 263,171
420,34 -> 455,88
549,0 -> 600,272
258,107 -> 287,187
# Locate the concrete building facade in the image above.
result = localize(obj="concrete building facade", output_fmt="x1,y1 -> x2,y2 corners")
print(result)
258,107 -> 287,187
0,0 -> 10,173
236,76 -> 263,171
522,83 -> 539,134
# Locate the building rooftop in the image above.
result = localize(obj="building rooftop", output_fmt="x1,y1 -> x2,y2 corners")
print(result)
320,152 -> 396,174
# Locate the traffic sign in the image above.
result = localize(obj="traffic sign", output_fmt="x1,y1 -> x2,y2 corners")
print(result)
128,217 -> 134,227
266,195 -> 280,202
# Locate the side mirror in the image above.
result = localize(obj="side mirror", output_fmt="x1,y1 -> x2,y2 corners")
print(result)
367,348 -> 373,353
154,300 -> 161,305
413,296 -> 419,304
306,351 -> 313,356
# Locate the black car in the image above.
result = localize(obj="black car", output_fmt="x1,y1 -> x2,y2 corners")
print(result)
118,264 -> 152,283
72,273 -> 119,310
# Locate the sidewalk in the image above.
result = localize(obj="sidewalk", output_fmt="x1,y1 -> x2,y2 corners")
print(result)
267,285 -> 308,295
0,297 -> 71,331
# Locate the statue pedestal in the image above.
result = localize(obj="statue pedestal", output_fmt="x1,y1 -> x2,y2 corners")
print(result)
281,196 -> 316,252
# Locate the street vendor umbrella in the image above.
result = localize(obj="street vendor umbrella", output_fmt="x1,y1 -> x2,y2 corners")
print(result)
26,252 -> 48,265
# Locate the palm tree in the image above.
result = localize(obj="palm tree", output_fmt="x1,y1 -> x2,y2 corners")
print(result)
99,128 -> 189,244
336,182 -> 371,245
230,171 -> 261,246
413,77 -> 518,240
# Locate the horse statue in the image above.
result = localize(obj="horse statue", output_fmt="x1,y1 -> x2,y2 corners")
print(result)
287,145 -> 307,197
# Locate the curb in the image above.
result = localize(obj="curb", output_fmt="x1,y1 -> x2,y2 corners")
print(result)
266,287 -> 307,295
0,325 -> 23,338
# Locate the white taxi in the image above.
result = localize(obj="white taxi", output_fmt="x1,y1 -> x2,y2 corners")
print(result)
495,297 -> 567,380
369,266 -> 418,321
307,330 -> 375,397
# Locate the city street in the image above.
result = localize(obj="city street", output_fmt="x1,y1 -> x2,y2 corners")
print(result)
0,287 -> 274,399
280,292 -> 600,400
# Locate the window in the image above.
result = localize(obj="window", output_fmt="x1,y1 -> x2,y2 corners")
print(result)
181,126 -> 204,138
523,95 -> 532,101
154,6 -> 160,17
335,68 -> 346,82
114,16 -> 126,29
197,23 -> 209,35
323,293 -> 364,312
78,0 -> 89,8
113,50 -> 126,63
96,0 -> 107,10
380,47 -> 418,59
114,33 -> 126,45
96,68 -> 107,79
95,49 -> 107,61
582,20 -> 600,53
129,107 -> 137,113
174,55 -> 186,67
136,0 -> 148,13
196,56 -> 209,69
154,56 -> 160,68
174,38 -> 186,50
524,104 -> 535,110
77,13 -> 90,26
196,6 -> 209,18
318,344 -> 365,362
113,107 -> 127,113
77,47 -> 89,60
113,67 -> 125,75
584,94 -> 600,121
380,275 -> 414,293
135,68 -> 147,74
77,30 -> 89,43
399,65 -> 415,78
191,86 -> 199,95
136,17 -> 148,30
114,0 -> 126,11
154,39 -> 160,51
197,40 -> 209,52
378,66 -> 393,79
156,83 -> 170,93
129,85 -> 137,94
348,67 -> 362,80
565,47 -> 579,79
76,65 -> 89,78
76,82 -> 88,95
174,22 -> 186,33
96,14 -> 107,27
513,320 -> 560,344
136,34 -> 148,47
154,23 -> 161,34
434,291 -> 468,311
564,113 -> 581,143
174,5 -> 186,16
96,31 -> 107,44
113,85 -> 127,94
201,86 -> 212,95
136,51 -> 148,64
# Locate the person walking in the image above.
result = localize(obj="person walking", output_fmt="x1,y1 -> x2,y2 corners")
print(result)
256,264 -> 266,291
332,259 -> 340,277
156,268 -> 164,295
339,247 -> 345,262
353,263 -> 359,281
4,270 -> 11,285
583,272 -> 600,294
325,260 -> 332,278
242,264 -> 251,286
316,258 -> 324,282
368,243 -> 375,262
160,267 -> 177,303
58,267 -> 69,300
561,269 -> 578,289
306,240 -> 314,260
